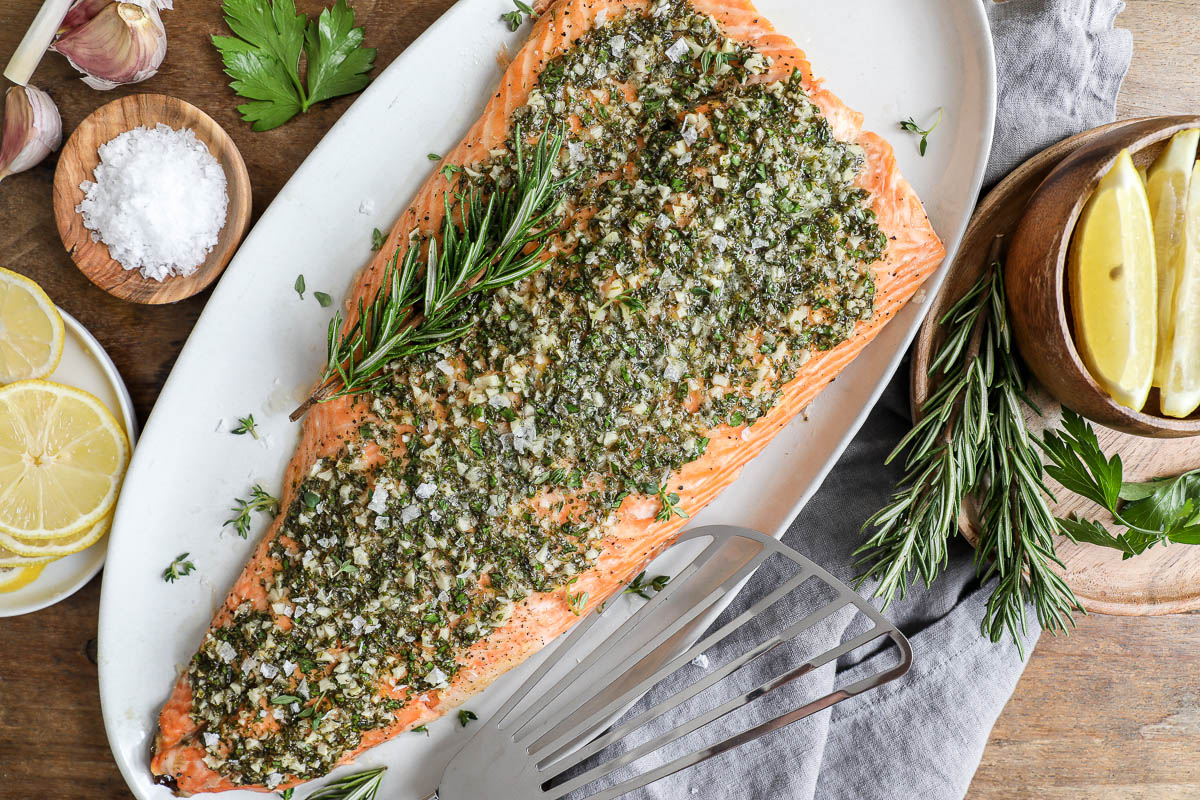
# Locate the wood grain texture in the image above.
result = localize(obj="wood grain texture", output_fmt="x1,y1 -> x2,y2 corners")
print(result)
0,2 -> 1195,799
1006,116 -> 1200,437
52,93 -> 251,304
912,119 -> 1200,616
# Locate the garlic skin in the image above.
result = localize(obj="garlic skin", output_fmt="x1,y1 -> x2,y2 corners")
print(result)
59,0 -> 172,32
51,2 -> 167,91
0,85 -> 63,182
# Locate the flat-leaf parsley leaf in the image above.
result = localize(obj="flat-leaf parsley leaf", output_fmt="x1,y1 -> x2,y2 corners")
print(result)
213,0 -> 377,132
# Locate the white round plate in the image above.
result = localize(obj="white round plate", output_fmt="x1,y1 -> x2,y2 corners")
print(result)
99,1 -> 996,796
0,308 -> 137,618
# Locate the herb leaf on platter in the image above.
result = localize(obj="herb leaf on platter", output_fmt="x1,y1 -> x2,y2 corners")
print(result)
305,765 -> 387,800
899,107 -> 943,156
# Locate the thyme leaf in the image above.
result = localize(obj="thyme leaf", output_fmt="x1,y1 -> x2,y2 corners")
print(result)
224,485 -> 280,538
231,414 -> 259,438
899,107 -> 943,157
162,553 -> 196,583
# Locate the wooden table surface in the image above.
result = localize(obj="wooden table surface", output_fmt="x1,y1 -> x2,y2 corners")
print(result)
0,1 -> 1196,797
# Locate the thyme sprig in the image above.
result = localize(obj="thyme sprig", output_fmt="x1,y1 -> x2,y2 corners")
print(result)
854,252 -> 1082,652
291,126 -> 572,419
231,414 -> 258,438
899,107 -> 943,156
224,485 -> 281,538
305,766 -> 386,800
162,553 -> 196,583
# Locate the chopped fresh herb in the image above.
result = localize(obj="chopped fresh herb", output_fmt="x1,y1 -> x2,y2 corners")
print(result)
315,291 -> 333,307
371,227 -> 386,251
305,766 -> 386,800
163,553 -> 196,583
232,414 -> 259,439
624,571 -> 670,599
439,163 -> 462,180
279,790 -> 294,800
457,709 -> 478,727
224,485 -> 280,538
295,274 -> 306,299
411,725 -> 430,736
212,0 -> 377,131
427,152 -> 442,160
467,427 -> 484,458
271,694 -> 302,705
899,107 -> 943,157
335,557 -> 358,575
567,590 -> 588,615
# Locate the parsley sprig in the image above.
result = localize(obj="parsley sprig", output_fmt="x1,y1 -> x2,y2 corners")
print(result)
1042,412 -> 1200,557
291,126 -> 573,419
212,0 -> 377,131
224,485 -> 280,538
899,107 -> 943,157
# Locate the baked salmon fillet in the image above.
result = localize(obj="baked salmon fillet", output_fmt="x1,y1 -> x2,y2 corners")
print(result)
151,0 -> 943,793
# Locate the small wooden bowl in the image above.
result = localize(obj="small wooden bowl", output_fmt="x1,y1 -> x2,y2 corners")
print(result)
1006,115 -> 1200,438
52,94 -> 251,305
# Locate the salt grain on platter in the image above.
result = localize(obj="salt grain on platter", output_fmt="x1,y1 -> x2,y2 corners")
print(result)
76,123 -> 228,282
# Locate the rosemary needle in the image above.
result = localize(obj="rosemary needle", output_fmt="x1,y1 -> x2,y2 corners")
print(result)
291,125 -> 573,419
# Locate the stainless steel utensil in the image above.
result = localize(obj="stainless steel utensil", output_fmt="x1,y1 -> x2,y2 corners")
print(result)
423,525 -> 912,800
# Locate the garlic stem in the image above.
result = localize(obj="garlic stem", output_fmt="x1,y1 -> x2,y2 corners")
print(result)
3,0 -> 75,86
0,85 -> 63,183
51,1 -> 168,91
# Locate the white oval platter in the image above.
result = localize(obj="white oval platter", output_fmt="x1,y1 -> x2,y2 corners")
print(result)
98,1 -> 996,796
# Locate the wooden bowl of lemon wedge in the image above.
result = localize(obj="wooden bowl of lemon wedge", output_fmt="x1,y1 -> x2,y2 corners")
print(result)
1007,115 -> 1200,438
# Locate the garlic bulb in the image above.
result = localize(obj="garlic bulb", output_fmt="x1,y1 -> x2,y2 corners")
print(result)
0,85 -> 63,182
51,1 -> 167,91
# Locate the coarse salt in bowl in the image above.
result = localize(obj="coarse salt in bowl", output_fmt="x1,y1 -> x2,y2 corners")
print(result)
76,123 -> 229,282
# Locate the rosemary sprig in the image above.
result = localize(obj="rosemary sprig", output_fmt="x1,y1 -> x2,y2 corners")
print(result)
854,252 -> 1082,651
305,766 -> 386,800
291,125 -> 572,420
224,485 -> 280,538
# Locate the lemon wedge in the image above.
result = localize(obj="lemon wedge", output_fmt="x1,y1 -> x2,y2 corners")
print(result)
1146,130 -> 1200,388
1158,160 -> 1200,417
0,380 -> 129,540
0,268 -> 65,383
0,562 -> 46,593
0,513 -> 111,558
1069,149 -> 1157,412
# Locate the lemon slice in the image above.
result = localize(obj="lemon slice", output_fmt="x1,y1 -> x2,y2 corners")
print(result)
0,545 -> 56,569
0,380 -> 130,539
1069,149 -> 1157,412
0,268 -> 65,383
0,513 -> 110,558
1158,160 -> 1200,417
1146,130 -> 1200,387
0,562 -> 46,593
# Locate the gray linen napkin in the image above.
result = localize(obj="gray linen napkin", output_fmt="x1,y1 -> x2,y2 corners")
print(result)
593,2 -> 1132,798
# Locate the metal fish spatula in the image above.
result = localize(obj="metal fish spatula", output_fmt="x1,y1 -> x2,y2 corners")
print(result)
423,525 -> 912,800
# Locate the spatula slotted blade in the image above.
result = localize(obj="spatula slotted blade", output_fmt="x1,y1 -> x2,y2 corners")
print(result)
425,525 -> 913,800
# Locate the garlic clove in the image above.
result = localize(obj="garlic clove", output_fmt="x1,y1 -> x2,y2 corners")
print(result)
51,2 -> 167,91
59,0 -> 171,33
0,85 -> 63,183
